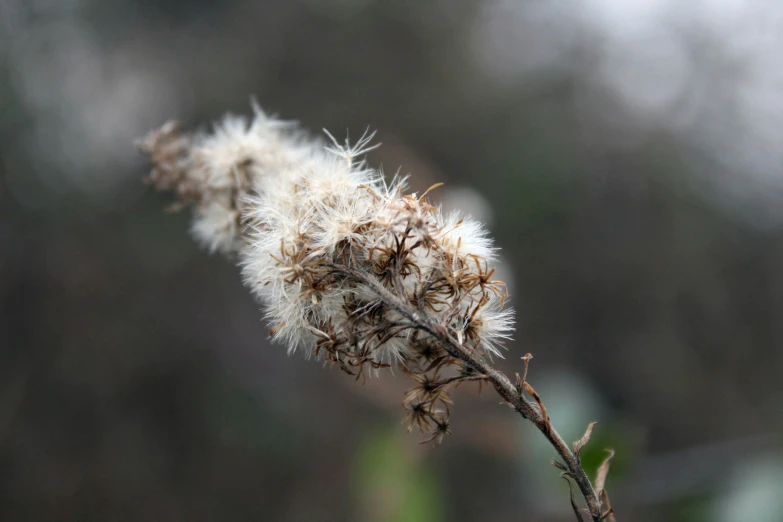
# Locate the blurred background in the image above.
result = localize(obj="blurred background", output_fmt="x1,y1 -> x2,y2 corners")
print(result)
2,0 -> 783,520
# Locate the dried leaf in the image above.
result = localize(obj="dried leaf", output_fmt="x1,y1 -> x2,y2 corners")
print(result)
595,449 -> 615,494
552,458 -> 569,473
573,421 -> 597,458
515,354 -> 534,395
523,381 -> 549,427
520,353 -> 533,385
600,489 -> 616,521
561,475 -> 585,522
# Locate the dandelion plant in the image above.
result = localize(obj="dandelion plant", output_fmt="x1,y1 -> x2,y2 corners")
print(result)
137,102 -> 616,521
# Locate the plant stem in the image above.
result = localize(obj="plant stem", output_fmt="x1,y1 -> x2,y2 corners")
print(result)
334,264 -> 604,521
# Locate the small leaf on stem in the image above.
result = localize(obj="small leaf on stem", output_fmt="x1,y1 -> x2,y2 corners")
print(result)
595,449 -> 615,494
574,421 -> 598,458
562,475 -> 586,522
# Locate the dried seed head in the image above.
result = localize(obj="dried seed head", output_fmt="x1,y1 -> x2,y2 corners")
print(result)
139,104 -> 514,444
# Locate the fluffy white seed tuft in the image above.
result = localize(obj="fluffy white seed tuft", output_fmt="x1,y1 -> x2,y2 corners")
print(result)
140,104 -> 514,440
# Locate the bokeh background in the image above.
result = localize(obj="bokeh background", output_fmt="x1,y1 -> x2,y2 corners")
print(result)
2,1 -> 783,521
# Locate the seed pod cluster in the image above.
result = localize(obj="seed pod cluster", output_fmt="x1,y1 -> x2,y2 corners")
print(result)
139,105 -> 513,443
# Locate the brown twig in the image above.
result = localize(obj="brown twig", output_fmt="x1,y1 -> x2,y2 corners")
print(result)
331,264 -> 606,521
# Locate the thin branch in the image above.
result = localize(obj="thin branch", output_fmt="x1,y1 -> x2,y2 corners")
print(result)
330,264 -> 604,521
